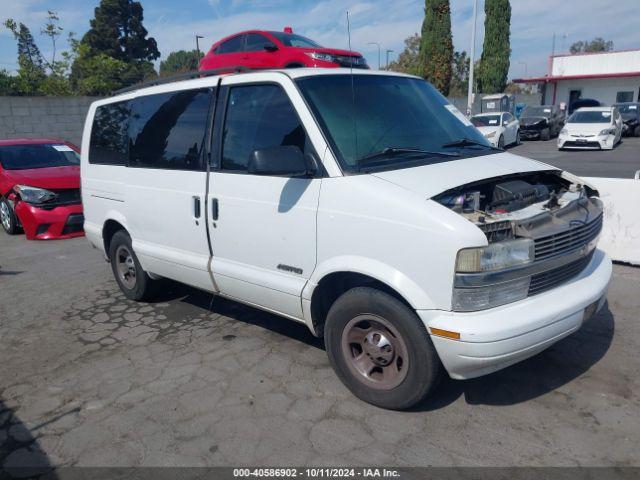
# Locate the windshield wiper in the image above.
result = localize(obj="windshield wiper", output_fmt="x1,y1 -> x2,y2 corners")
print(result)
357,147 -> 459,164
441,137 -> 501,150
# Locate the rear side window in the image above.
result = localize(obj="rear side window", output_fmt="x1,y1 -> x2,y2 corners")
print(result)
221,84 -> 309,172
129,88 -> 212,170
89,101 -> 130,165
245,33 -> 271,52
216,35 -> 244,54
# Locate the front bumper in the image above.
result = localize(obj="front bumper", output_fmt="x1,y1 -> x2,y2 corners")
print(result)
417,249 -> 611,379
558,134 -> 615,150
14,201 -> 84,240
520,128 -> 543,139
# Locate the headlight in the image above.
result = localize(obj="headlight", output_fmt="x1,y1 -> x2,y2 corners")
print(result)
453,277 -> 530,311
15,185 -> 57,204
560,128 -> 568,135
455,238 -> 534,273
599,128 -> 615,136
484,131 -> 496,138
306,52 -> 335,62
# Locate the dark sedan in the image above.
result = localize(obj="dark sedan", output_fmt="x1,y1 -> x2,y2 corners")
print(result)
613,103 -> 640,137
519,105 -> 565,141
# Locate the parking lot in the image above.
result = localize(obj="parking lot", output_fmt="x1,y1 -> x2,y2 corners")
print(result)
509,136 -> 640,179
1,217 -> 640,469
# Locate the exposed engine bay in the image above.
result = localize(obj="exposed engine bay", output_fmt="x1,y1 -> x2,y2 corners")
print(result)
434,170 -> 603,244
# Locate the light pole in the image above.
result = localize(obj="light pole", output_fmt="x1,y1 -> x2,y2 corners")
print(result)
195,35 -> 204,67
385,49 -> 394,69
467,0 -> 477,116
368,42 -> 381,70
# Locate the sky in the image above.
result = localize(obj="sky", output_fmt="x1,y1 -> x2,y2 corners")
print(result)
1,0 -> 639,80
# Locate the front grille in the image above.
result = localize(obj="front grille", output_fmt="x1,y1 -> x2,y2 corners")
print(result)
529,252 -> 594,296
534,214 -> 603,261
334,55 -> 367,68
39,188 -> 81,210
562,141 -> 601,148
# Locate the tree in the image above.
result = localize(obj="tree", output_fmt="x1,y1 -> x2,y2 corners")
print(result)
3,19 -> 47,95
386,34 -> 421,75
477,0 -> 511,93
569,37 -> 614,54
449,50 -> 469,97
159,50 -> 203,76
72,0 -> 160,91
419,0 -> 453,95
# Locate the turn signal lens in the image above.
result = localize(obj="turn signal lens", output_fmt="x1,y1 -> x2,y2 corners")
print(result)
429,327 -> 461,340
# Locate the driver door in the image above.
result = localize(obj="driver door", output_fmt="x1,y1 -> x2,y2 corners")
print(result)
206,78 -> 322,319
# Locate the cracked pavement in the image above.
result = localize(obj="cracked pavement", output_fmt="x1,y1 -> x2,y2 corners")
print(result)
0,235 -> 639,470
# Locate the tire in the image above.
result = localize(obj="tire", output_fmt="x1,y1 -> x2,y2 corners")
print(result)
324,287 -> 442,410
515,130 -> 521,145
540,128 -> 550,141
0,198 -> 20,235
498,135 -> 505,149
109,230 -> 158,301
635,125 -> 640,137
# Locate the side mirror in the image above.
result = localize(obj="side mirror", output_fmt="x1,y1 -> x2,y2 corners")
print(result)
264,44 -> 278,52
248,146 -> 313,177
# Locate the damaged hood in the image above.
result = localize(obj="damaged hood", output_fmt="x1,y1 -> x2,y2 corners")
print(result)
371,152 -> 556,199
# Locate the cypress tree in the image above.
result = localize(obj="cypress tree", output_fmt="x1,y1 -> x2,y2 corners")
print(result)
419,0 -> 453,95
477,0 -> 511,93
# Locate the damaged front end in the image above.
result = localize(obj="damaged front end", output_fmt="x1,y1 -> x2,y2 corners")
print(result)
435,171 -> 603,311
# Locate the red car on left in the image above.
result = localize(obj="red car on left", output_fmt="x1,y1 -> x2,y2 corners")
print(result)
0,138 -> 84,240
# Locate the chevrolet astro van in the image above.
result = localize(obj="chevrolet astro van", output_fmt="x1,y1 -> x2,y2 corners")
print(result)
81,69 -> 611,409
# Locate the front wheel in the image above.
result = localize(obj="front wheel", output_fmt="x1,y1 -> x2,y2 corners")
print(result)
0,198 -> 20,235
498,135 -> 505,149
634,125 -> 640,137
540,128 -> 550,141
109,230 -> 159,301
324,287 -> 442,410
515,130 -> 521,145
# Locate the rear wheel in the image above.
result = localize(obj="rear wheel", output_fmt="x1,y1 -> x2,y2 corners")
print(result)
0,198 -> 19,235
324,287 -> 442,410
109,230 -> 159,301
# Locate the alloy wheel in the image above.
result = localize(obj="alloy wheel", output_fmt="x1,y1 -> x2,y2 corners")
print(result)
115,245 -> 137,289
0,201 -> 12,232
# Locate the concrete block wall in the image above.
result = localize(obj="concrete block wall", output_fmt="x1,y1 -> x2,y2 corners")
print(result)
0,96 -> 102,147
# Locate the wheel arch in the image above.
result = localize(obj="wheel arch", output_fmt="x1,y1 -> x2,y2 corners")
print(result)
102,217 -> 128,260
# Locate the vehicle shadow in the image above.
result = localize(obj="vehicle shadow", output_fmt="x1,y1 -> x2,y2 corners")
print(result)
0,399 -> 58,479
415,302 -> 615,411
169,281 -> 324,350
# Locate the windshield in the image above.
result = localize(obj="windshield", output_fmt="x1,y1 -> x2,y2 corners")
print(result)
0,144 -> 79,170
269,32 -> 321,48
568,111 -> 612,124
522,106 -> 552,118
296,75 -> 491,172
614,104 -> 639,115
471,115 -> 501,127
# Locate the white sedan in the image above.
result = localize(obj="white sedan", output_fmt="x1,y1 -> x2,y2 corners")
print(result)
558,106 -> 623,150
470,112 -> 520,148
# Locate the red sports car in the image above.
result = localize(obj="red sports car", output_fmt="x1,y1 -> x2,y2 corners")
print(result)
200,28 -> 368,71
0,138 -> 84,240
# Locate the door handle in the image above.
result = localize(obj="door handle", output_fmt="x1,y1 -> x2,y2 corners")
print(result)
193,196 -> 201,218
211,198 -> 219,221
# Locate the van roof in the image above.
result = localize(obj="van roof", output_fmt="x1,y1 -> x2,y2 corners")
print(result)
103,68 -> 420,103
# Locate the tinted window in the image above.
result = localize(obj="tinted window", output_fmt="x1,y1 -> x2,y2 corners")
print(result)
245,33 -> 272,52
268,32 -> 321,48
0,144 -> 79,170
471,115 -> 500,127
221,85 -> 309,171
129,88 -> 212,170
216,35 -> 244,54
89,101 -> 130,165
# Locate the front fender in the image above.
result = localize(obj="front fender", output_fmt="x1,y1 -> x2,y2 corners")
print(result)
303,255 -> 436,310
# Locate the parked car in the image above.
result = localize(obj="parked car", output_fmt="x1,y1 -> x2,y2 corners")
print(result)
558,106 -> 623,150
0,138 -> 84,240
82,69 -> 611,410
613,102 -> 640,137
200,28 -> 368,71
568,98 -> 600,115
519,105 -> 565,140
470,112 -> 520,148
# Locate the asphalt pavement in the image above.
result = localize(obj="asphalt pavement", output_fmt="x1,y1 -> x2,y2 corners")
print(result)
509,136 -> 640,179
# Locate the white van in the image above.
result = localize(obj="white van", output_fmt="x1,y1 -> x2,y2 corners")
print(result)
81,69 -> 611,409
